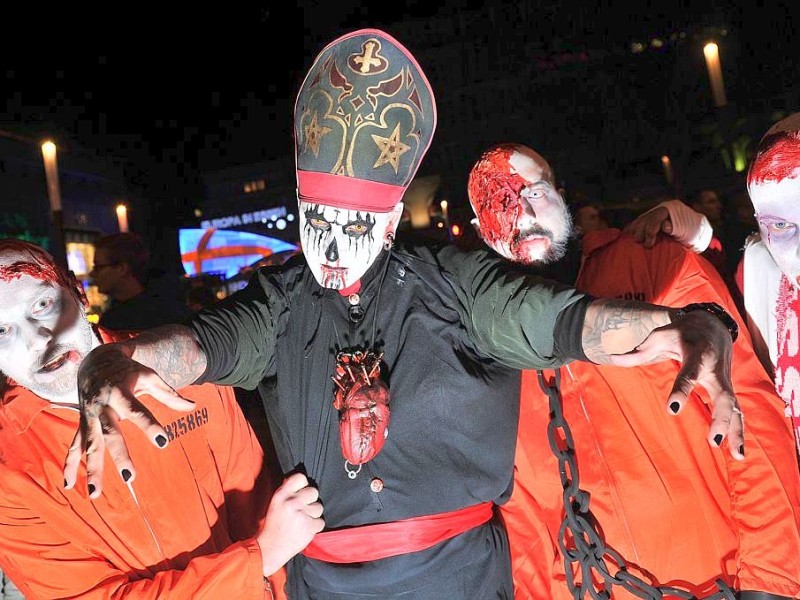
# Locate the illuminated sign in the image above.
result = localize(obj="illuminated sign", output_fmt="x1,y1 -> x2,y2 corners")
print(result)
179,228 -> 298,278
200,206 -> 287,229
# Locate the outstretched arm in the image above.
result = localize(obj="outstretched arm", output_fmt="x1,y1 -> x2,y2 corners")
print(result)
582,298 -> 743,460
64,324 -> 206,497
438,242 -> 742,456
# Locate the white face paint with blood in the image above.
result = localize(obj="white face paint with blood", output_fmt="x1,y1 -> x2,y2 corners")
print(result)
747,113 -> 800,289
0,249 -> 98,404
299,200 -> 403,290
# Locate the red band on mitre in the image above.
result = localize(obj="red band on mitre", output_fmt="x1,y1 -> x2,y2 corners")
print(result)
297,170 -> 406,213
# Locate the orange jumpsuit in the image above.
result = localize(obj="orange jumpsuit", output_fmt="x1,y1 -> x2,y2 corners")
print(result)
502,230 -> 800,599
0,329 -> 286,599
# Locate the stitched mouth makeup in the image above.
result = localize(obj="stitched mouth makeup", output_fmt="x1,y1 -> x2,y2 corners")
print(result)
321,265 -> 348,290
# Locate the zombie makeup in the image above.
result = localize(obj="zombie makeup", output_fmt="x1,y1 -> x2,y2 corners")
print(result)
0,239 -> 83,305
748,123 -> 800,288
468,144 -> 572,265
0,251 -> 97,404
299,201 -> 397,290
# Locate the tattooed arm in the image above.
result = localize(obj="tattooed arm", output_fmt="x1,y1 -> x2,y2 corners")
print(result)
582,297 -> 742,460
580,299 -> 672,362
126,324 -> 208,388
64,266 -> 285,497
64,325 -> 205,498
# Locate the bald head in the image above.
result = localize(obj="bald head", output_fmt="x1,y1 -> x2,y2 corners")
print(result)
468,143 -> 572,265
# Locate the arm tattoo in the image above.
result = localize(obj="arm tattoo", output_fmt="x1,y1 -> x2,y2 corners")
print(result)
125,324 -> 208,389
582,299 -> 671,363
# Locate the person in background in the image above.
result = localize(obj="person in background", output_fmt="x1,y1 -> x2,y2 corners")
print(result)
572,200 -> 608,236
468,142 -> 800,600
723,188 -> 759,274
691,188 -> 725,232
0,238 -> 323,599
65,29 -> 741,600
91,232 -> 190,331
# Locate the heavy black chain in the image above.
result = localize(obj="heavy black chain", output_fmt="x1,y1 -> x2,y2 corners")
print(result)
537,369 -> 736,600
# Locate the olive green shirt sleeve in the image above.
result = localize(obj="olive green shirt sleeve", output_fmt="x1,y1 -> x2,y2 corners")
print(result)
435,244 -> 591,370
188,268 -> 286,390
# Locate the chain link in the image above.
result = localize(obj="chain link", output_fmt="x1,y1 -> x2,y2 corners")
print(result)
536,370 -> 736,600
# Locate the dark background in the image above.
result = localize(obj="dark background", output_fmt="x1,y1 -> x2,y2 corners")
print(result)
3,1 -> 798,208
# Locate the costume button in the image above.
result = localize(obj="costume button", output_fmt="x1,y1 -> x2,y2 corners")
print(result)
348,293 -> 361,305
370,477 -> 384,493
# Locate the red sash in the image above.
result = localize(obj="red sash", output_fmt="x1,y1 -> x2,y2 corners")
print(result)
302,502 -> 493,563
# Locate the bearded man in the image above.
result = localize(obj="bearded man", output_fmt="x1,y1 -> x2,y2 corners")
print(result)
468,143 -> 800,600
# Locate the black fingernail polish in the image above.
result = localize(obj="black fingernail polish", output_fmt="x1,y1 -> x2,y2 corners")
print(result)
739,445 -> 744,457
713,434 -> 723,446
88,483 -> 96,496
155,435 -> 167,448
121,469 -> 132,482
669,401 -> 680,414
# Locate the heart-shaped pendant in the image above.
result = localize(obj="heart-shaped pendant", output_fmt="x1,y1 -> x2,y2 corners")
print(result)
331,350 -> 390,476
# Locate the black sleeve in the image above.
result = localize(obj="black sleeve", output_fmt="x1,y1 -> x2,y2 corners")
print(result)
188,269 -> 285,390
553,295 -> 594,362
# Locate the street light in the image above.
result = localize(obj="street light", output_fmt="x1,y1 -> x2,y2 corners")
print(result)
660,155 -> 673,184
116,203 -> 129,232
703,42 -> 727,108
40,140 -> 68,269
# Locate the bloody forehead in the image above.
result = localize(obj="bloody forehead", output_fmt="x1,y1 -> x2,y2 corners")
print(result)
748,130 -> 800,186
0,240 -> 64,288
468,145 -> 527,245
0,259 -> 64,291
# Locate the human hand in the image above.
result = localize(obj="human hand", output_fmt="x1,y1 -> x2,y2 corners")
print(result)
623,205 -> 672,248
604,309 -> 744,460
257,472 -> 325,576
63,344 -> 195,498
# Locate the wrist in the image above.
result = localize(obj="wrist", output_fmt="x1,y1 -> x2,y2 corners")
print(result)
671,302 -> 738,342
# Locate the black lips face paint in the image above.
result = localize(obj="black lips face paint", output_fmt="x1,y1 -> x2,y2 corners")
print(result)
299,202 -> 394,290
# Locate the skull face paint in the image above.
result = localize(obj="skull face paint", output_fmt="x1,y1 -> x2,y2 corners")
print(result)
468,143 -> 572,265
747,113 -> 800,289
299,200 -> 401,290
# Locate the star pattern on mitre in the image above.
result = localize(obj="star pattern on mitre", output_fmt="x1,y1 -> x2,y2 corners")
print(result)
371,123 -> 410,173
303,111 -> 331,157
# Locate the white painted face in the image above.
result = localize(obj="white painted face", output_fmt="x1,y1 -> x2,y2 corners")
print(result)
299,200 -> 403,290
747,115 -> 800,288
750,173 -> 800,288
0,250 -> 98,404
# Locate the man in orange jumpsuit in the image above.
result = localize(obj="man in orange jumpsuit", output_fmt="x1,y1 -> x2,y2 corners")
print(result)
468,143 -> 800,599
0,239 -> 324,599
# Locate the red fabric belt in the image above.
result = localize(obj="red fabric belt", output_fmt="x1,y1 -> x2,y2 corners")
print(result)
301,501 -> 494,563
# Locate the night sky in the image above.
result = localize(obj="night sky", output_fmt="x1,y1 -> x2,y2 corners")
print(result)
2,1 -> 797,201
